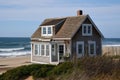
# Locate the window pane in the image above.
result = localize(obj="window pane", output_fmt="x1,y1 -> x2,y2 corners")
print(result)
78,44 -> 82,54
90,44 -> 94,54
46,45 -> 49,56
52,45 -> 55,56
41,45 -> 44,55
88,26 -> 91,34
59,45 -> 64,60
59,45 -> 64,53
48,27 -> 51,34
35,45 -> 38,55
39,45 -> 41,55
43,27 -> 46,34
84,26 -> 86,33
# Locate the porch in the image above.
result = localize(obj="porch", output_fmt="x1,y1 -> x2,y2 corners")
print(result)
31,40 -> 71,64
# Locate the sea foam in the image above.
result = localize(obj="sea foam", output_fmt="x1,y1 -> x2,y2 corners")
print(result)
0,51 -> 31,57
0,47 -> 25,52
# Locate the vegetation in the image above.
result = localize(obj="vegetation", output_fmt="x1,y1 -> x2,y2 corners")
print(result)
0,56 -> 120,80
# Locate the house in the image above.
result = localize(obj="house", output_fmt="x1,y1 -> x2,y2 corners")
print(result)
31,10 -> 104,64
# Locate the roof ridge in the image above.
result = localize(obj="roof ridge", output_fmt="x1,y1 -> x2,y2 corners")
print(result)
44,17 -> 66,20
44,14 -> 88,20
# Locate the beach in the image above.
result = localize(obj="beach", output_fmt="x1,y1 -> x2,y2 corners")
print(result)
102,45 -> 120,56
0,55 -> 31,74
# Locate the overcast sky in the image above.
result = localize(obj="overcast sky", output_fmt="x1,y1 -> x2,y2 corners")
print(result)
0,0 -> 120,38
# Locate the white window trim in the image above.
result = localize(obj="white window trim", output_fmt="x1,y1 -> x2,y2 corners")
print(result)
41,26 -> 53,36
76,41 -> 84,58
33,43 -> 50,57
40,44 -> 50,57
82,24 -> 92,36
88,41 -> 96,56
34,44 -> 39,56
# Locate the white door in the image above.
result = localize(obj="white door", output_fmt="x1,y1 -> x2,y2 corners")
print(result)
88,41 -> 96,56
76,42 -> 84,58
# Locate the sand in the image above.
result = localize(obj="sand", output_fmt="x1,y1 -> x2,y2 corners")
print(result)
0,55 -> 31,74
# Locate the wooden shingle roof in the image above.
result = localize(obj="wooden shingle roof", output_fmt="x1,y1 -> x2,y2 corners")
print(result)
53,15 -> 86,38
40,18 -> 66,26
31,15 -> 103,39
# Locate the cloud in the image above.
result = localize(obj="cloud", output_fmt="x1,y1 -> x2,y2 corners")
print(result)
0,0 -> 120,26
0,0 -> 120,37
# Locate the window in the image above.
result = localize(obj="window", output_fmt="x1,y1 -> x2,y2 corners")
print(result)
59,45 -> 64,54
41,45 -> 45,56
84,26 -> 87,34
78,44 -> 83,54
52,45 -> 55,56
76,42 -> 84,58
48,27 -> 51,34
46,45 -> 49,56
88,41 -> 96,56
82,24 -> 92,36
41,26 -> 52,36
34,43 -> 50,56
90,44 -> 94,54
58,44 -> 64,60
39,44 -> 41,55
43,27 -> 46,34
34,44 -> 39,55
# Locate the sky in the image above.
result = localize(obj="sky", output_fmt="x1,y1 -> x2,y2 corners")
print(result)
0,0 -> 120,38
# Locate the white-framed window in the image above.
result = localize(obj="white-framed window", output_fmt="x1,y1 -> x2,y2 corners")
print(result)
41,44 -> 45,56
34,44 -> 39,55
34,44 -> 50,57
46,44 -> 50,56
41,26 -> 53,36
76,41 -> 84,58
88,41 -> 96,56
82,24 -> 92,36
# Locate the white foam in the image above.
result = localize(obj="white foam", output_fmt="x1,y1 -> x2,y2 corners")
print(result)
0,47 -> 25,52
102,44 -> 120,47
0,51 -> 31,57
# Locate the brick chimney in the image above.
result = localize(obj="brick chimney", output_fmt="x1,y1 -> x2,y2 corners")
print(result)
77,10 -> 83,16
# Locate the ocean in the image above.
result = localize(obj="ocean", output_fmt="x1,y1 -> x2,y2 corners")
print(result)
0,37 -> 31,57
0,37 -> 120,57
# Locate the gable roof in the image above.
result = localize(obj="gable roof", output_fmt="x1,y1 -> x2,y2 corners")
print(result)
31,15 -> 104,39
53,15 -> 87,39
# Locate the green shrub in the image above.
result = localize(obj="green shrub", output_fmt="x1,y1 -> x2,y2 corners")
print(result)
0,64 -> 55,80
49,62 -> 73,75
31,64 -> 55,79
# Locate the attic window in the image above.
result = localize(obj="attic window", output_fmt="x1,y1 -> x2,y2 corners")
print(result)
41,26 -> 53,36
82,24 -> 92,36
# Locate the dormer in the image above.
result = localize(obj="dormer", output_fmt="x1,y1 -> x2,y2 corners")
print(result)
41,25 -> 53,37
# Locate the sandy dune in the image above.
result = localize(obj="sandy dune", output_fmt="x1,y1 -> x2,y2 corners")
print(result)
0,55 -> 31,74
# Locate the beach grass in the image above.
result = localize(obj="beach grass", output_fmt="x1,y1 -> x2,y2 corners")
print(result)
0,56 -> 120,80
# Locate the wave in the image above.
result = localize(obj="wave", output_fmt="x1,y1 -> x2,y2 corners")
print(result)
102,44 -> 120,47
0,47 -> 25,52
0,51 -> 31,57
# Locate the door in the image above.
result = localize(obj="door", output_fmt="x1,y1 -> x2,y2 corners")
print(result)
58,44 -> 65,62
76,42 -> 84,58
88,41 -> 96,56
51,44 -> 58,62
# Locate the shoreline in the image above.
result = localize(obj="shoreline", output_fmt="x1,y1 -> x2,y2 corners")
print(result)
0,55 -> 31,74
